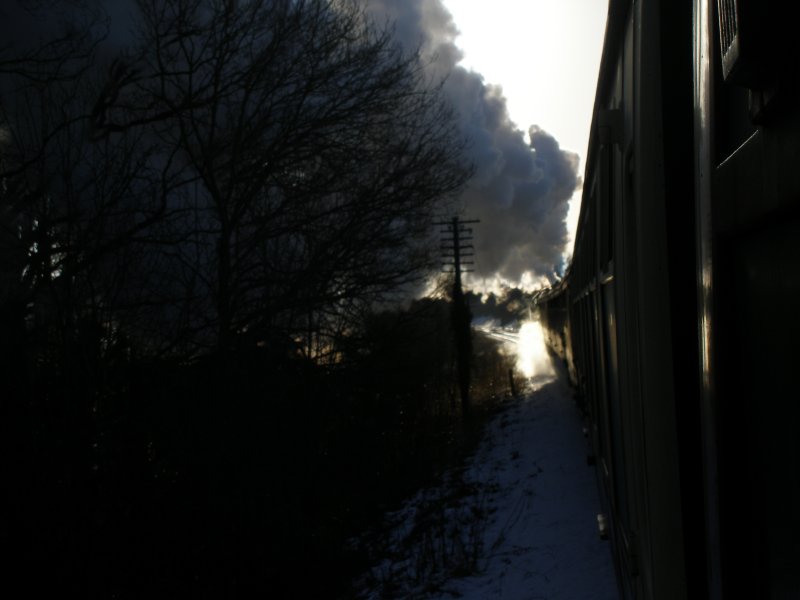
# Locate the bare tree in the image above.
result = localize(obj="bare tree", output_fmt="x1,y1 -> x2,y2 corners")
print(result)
92,0 -> 471,355
1,4 -> 474,592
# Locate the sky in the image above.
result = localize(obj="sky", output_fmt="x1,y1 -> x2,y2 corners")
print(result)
441,0 -> 608,166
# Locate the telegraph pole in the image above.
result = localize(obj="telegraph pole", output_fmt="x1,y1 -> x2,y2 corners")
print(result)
435,216 -> 479,414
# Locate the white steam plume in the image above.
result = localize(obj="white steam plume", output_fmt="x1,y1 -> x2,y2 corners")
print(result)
364,0 -> 581,291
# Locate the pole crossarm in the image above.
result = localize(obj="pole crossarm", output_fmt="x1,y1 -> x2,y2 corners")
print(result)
436,216 -> 480,280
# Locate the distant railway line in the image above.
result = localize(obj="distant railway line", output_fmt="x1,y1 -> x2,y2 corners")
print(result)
475,323 -> 520,345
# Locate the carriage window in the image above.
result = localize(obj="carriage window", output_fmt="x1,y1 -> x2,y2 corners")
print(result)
716,0 -> 769,87
713,1 -> 757,161
597,109 -> 620,271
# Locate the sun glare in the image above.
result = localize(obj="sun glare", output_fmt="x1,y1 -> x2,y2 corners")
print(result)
516,321 -> 555,379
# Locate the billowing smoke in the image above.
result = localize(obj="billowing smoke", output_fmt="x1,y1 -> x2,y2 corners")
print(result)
364,0 -> 580,291
3,0 -> 581,293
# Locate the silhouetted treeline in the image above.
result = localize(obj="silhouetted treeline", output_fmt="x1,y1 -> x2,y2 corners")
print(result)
467,287 -> 537,324
0,1 -> 497,597
5,293 -> 513,597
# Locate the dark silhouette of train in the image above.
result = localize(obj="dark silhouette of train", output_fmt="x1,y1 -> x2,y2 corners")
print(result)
537,1 -> 799,598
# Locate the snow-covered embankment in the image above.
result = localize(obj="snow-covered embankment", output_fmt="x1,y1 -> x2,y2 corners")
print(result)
354,364 -> 619,599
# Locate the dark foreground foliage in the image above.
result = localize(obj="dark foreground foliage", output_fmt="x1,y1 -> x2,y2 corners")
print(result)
3,297 -> 513,598
0,2 -> 477,596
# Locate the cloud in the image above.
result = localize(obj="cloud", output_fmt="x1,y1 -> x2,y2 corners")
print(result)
364,0 -> 580,290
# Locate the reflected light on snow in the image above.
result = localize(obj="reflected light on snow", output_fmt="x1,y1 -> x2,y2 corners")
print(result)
516,321 -> 554,379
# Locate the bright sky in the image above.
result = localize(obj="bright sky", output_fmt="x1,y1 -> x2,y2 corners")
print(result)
441,0 -> 608,251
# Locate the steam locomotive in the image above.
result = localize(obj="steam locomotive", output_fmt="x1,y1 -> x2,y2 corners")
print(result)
538,1 -> 799,599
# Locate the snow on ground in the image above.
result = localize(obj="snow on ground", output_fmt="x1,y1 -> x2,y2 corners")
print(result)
354,365 -> 619,600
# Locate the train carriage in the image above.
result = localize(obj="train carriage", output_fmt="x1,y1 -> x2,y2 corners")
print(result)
540,1 -> 800,598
